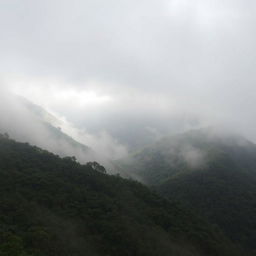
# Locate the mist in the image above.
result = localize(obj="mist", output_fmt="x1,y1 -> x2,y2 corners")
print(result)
0,89 -> 128,171
1,0 -> 256,157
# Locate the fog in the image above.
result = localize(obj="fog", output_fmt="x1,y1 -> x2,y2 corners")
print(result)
1,0 -> 256,159
0,89 -> 129,171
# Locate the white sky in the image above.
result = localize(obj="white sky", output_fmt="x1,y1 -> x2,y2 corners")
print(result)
1,0 -> 256,147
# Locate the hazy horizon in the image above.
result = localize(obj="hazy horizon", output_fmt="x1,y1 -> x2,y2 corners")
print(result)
1,0 -> 256,156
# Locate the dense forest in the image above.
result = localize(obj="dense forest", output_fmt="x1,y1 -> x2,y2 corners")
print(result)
0,133 -> 245,256
119,129 -> 256,254
157,155 -> 256,252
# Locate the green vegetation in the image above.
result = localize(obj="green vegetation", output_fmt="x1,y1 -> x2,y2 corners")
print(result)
157,149 -> 256,253
120,129 -> 256,254
0,134 -> 242,256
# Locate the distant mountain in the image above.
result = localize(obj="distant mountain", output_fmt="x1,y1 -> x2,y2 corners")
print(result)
0,92 -> 102,165
119,128 -> 256,252
0,134 -> 243,256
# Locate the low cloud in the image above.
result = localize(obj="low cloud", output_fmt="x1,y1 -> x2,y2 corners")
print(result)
1,0 -> 256,153
0,89 -> 128,171
54,115 -> 128,160
179,145 -> 206,169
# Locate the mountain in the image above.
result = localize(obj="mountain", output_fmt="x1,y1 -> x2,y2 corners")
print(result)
0,134 -> 243,256
118,128 -> 256,253
0,92 -> 101,165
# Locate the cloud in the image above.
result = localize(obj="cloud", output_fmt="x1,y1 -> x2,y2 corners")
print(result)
1,0 -> 256,149
179,145 -> 206,169
54,114 -> 128,160
0,89 -> 128,171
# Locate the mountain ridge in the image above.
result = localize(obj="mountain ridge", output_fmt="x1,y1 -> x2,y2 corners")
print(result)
0,134 -> 243,256
118,128 -> 256,252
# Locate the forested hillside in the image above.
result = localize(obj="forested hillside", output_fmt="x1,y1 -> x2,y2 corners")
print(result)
157,143 -> 256,252
119,129 -> 256,254
0,134 -> 243,256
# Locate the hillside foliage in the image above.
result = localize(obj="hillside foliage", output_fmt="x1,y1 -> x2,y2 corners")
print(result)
0,134 -> 243,256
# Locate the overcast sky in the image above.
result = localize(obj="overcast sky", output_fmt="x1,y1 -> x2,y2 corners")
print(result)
1,0 -> 256,148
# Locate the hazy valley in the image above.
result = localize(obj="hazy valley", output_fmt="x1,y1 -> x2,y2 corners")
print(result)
1,0 -> 256,255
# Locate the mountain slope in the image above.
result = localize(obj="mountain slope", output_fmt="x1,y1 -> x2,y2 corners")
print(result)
0,134 -> 242,256
0,92 -> 100,164
119,128 -> 256,252
157,155 -> 256,251
119,128 -> 256,184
